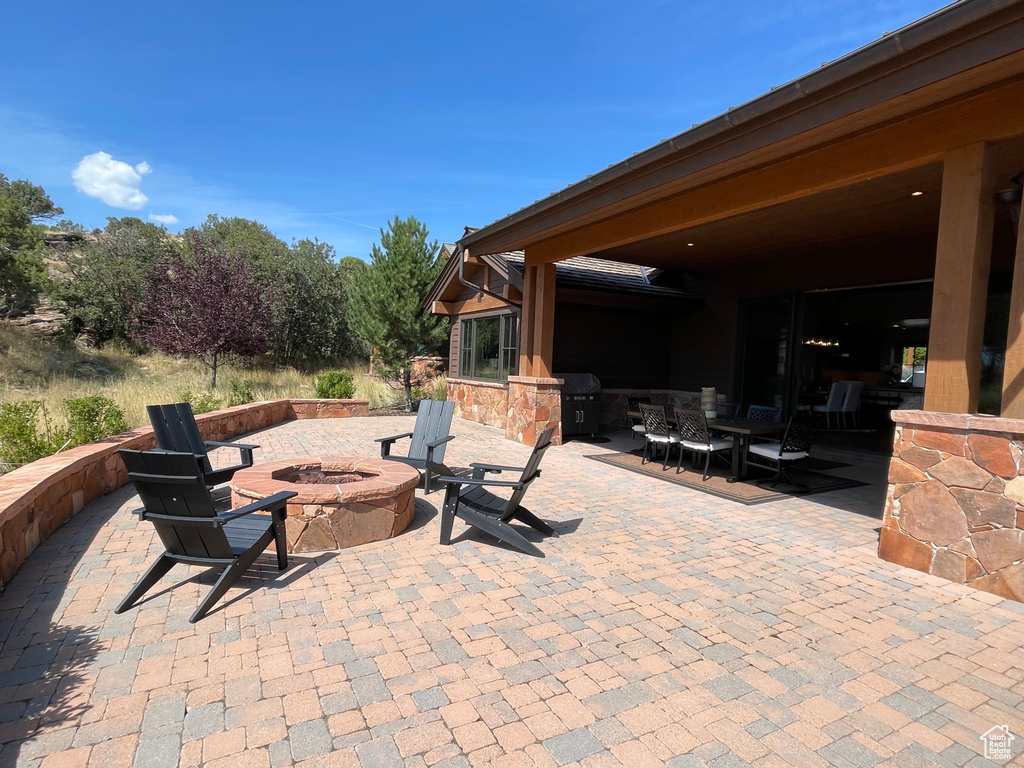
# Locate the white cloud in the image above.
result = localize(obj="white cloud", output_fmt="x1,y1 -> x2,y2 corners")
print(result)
148,213 -> 178,225
71,151 -> 151,209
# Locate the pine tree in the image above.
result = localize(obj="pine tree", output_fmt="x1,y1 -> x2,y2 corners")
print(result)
348,216 -> 448,409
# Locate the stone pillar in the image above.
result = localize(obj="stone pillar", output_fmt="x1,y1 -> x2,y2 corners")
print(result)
506,375 -> 564,447
881,410 -> 1024,602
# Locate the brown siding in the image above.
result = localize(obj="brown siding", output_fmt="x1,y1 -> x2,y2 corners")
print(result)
669,291 -> 738,396
449,318 -> 460,376
451,262 -> 518,304
553,303 -> 671,389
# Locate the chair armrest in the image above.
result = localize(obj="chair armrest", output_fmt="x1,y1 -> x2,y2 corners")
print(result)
375,433 -> 413,443
435,476 -> 524,490
219,490 -> 297,522
376,433 -> 413,458
425,435 -> 456,449
205,441 -> 260,451
469,462 -> 526,474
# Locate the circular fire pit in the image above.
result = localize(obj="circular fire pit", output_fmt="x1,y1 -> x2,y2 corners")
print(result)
230,457 -> 420,553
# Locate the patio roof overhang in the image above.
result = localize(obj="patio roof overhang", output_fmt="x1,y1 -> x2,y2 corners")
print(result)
457,0 -> 1024,268
454,0 -> 1024,420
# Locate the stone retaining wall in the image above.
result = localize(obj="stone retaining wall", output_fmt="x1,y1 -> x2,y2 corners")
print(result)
881,410 -> 1024,602
0,399 -> 369,591
447,377 -> 509,429
447,376 -> 563,447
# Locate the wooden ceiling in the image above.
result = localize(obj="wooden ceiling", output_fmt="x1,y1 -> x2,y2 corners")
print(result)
586,139 -> 1024,273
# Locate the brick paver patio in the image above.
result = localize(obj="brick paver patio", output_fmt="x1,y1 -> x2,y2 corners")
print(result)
1,416 -> 1022,767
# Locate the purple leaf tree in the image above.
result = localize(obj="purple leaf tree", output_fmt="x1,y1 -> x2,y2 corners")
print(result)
133,232 -> 274,388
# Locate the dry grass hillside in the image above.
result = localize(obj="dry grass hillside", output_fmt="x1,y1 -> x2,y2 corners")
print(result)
0,324 -> 402,431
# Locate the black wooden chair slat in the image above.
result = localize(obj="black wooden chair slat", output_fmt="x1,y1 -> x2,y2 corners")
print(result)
117,448 -> 294,623
437,426 -> 556,557
376,400 -> 456,493
147,403 -> 257,486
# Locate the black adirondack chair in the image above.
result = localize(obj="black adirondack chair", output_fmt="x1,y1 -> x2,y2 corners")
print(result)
437,425 -> 556,557
376,400 -> 456,493
116,449 -> 296,623
147,402 -> 259,486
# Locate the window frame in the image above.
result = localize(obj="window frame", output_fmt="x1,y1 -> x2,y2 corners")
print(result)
459,313 -> 518,381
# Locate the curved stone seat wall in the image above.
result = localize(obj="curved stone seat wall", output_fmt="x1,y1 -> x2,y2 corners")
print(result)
0,398 -> 369,590
881,410 -> 1024,602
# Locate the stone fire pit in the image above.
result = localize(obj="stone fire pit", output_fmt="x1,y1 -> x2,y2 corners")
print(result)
230,457 -> 420,553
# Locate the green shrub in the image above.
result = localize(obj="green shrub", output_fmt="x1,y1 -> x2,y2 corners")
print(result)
227,379 -> 256,407
410,387 -> 428,400
432,377 -> 448,401
64,395 -> 129,446
0,396 -> 128,471
0,401 -> 62,470
178,390 -> 223,414
314,371 -> 355,399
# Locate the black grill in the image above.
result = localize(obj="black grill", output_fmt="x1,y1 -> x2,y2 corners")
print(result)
559,373 -> 602,437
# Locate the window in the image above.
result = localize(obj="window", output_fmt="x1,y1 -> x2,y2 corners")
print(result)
460,315 -> 517,380
901,346 -> 927,387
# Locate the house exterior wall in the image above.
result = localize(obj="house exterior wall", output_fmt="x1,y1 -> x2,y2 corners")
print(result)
447,377 -> 510,429
881,410 -> 1024,602
552,303 -> 671,388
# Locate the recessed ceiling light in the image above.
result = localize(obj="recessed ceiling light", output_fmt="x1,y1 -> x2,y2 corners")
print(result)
687,243 -> 694,247
911,191 -> 924,197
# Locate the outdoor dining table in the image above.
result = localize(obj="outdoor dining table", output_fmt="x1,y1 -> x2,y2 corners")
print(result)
628,411 -> 786,482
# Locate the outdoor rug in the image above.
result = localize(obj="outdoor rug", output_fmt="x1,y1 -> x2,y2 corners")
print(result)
586,451 -> 868,505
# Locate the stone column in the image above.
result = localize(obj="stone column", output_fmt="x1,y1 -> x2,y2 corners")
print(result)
506,375 -> 564,447
881,410 -> 1024,602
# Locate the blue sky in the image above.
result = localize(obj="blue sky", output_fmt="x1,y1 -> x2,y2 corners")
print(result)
2,0 -> 952,259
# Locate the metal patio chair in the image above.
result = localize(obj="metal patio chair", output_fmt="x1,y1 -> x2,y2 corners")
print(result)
674,408 -> 733,480
627,396 -> 651,440
639,403 -> 682,470
746,404 -> 782,422
116,449 -> 295,623
376,400 -> 456,493
746,417 -> 818,489
437,426 -> 556,557
148,402 -> 258,486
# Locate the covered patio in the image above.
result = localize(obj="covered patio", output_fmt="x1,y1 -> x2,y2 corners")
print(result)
2,415 -> 1023,767
444,1 -> 1024,601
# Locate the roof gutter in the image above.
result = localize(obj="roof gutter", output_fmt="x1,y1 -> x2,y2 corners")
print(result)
460,0 -> 1021,253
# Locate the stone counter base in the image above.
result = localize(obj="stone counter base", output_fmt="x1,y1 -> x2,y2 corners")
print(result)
881,410 -> 1024,602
